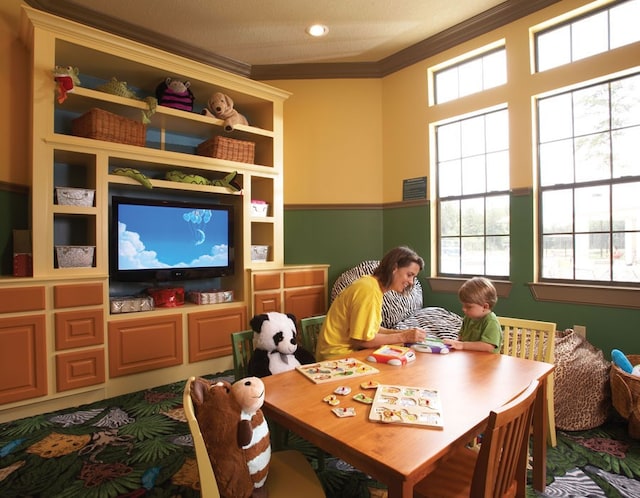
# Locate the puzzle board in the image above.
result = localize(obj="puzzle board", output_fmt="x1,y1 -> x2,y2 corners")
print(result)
368,384 -> 444,428
296,357 -> 379,384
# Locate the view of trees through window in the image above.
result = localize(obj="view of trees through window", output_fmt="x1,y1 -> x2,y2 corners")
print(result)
436,109 -> 510,277
538,72 -> 640,284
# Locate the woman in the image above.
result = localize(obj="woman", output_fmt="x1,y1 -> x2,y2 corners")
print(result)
316,246 -> 427,360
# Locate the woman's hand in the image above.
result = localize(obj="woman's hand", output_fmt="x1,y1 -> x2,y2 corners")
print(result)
403,328 -> 427,344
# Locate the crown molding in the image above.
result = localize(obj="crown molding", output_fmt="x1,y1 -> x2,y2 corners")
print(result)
25,0 -> 561,81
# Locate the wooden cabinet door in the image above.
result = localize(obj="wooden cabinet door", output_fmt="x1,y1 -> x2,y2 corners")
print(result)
254,292 -> 282,315
0,315 -> 47,404
188,306 -> 247,362
284,287 -> 325,321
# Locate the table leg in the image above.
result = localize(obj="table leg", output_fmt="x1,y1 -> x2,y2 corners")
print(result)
386,479 -> 413,498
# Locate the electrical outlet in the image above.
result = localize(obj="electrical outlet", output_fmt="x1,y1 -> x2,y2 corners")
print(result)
573,325 -> 586,338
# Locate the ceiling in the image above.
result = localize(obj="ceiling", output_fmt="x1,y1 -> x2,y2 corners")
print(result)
25,0 -> 561,79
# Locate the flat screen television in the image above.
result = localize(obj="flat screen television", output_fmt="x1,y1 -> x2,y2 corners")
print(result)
110,195 -> 234,282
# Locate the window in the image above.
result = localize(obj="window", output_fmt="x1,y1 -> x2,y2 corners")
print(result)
433,48 -> 506,104
537,72 -> 640,284
436,108 -> 510,277
536,0 -> 640,72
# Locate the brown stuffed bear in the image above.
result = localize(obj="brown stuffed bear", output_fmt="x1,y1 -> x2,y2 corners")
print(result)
231,376 -> 271,498
190,377 -> 254,498
203,92 -> 248,131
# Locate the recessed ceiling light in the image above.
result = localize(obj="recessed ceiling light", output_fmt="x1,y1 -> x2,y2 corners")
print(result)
306,24 -> 329,37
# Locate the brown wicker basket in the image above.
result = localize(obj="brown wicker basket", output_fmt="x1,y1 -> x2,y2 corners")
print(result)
72,108 -> 146,146
610,354 -> 640,438
197,135 -> 255,163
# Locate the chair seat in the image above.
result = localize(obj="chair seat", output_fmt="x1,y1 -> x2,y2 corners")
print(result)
414,446 -> 477,497
268,450 -> 326,497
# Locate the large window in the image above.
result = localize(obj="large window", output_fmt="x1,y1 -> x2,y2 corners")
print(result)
537,72 -> 640,285
536,0 -> 640,72
433,47 -> 506,104
436,109 -> 510,278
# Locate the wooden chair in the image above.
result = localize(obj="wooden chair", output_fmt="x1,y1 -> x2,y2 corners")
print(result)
300,315 -> 326,355
183,377 -> 326,498
414,379 -> 539,498
498,316 -> 557,447
231,329 -> 254,380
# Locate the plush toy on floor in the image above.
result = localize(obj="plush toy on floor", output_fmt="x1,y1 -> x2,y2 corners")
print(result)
203,92 -> 248,131
231,376 -> 271,498
189,377 -> 254,498
248,312 -> 316,377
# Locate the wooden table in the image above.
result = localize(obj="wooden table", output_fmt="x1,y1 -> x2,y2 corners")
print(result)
261,349 -> 553,498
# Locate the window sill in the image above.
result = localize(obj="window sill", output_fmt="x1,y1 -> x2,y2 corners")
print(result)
427,277 -> 513,298
529,282 -> 639,310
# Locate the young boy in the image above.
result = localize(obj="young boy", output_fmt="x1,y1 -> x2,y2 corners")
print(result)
443,276 -> 502,353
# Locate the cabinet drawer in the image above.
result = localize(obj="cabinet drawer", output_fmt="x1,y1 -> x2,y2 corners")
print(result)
284,287 -> 326,321
284,269 -> 325,288
0,286 -> 45,314
0,314 -> 47,404
56,348 -> 105,392
108,315 -> 183,377
253,273 -> 281,291
55,309 -> 104,350
253,292 -> 281,315
54,282 -> 103,308
188,306 -> 247,362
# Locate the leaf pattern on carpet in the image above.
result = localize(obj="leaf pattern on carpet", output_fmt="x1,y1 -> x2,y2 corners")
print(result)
0,372 -> 639,498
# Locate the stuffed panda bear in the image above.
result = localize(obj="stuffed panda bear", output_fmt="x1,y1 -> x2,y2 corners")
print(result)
248,312 -> 316,377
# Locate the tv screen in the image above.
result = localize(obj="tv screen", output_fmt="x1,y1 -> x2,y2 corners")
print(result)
110,195 -> 234,282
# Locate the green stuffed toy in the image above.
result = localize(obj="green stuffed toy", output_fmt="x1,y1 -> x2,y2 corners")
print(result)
96,77 -> 157,124
53,65 -> 81,104
112,167 -> 153,189
165,170 -> 241,192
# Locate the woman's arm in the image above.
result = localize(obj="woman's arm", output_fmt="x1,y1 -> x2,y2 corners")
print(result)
351,327 -> 426,350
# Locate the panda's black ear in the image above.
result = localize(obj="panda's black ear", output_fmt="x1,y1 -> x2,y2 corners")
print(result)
286,313 -> 297,324
250,314 -> 269,333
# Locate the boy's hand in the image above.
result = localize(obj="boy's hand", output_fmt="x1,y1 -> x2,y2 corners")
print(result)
443,338 -> 463,350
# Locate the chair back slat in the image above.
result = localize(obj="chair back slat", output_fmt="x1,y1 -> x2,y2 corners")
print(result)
231,330 -> 254,380
472,379 -> 539,498
300,315 -> 326,355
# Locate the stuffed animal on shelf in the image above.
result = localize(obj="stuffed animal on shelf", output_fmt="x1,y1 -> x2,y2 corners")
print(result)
248,312 -> 316,378
203,92 -> 248,131
231,376 -> 271,497
189,377 -> 254,498
164,169 -> 241,192
53,65 -> 81,104
155,77 -> 195,112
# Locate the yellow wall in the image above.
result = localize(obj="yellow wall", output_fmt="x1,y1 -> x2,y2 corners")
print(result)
268,79 -> 384,205
0,0 -> 29,186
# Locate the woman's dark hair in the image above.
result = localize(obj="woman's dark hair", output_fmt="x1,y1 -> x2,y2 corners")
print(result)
373,246 -> 424,289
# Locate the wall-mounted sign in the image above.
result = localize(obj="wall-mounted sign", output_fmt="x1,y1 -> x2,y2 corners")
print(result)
402,176 -> 427,201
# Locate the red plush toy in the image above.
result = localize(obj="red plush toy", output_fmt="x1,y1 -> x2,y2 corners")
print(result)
53,65 -> 80,104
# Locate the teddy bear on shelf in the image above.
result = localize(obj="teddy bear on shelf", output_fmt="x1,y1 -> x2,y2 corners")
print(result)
189,377 -> 254,498
203,91 -> 248,131
155,77 -> 195,112
248,312 -> 316,378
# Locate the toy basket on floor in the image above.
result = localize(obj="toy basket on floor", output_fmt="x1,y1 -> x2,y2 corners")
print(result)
72,108 -> 146,146
610,354 -> 640,439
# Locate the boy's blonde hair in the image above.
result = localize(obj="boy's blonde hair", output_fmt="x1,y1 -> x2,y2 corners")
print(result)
458,277 -> 497,309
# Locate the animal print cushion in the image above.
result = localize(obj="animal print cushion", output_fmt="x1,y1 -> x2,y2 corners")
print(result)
393,307 -> 462,340
331,260 -> 423,329
554,329 -> 611,431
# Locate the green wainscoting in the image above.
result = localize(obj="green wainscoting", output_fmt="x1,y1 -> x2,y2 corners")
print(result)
284,197 -> 639,358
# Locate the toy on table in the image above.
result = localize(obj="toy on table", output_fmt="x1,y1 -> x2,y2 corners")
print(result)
367,345 -> 416,366
247,312 -> 315,378
409,337 -> 450,354
369,384 -> 444,429
297,357 -> 379,384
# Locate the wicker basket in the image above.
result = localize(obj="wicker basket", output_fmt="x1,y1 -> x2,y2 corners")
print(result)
610,354 -> 640,438
197,135 -> 255,163
72,108 -> 146,146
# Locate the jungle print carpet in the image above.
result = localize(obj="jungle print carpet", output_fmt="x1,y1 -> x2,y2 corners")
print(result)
0,371 -> 639,498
